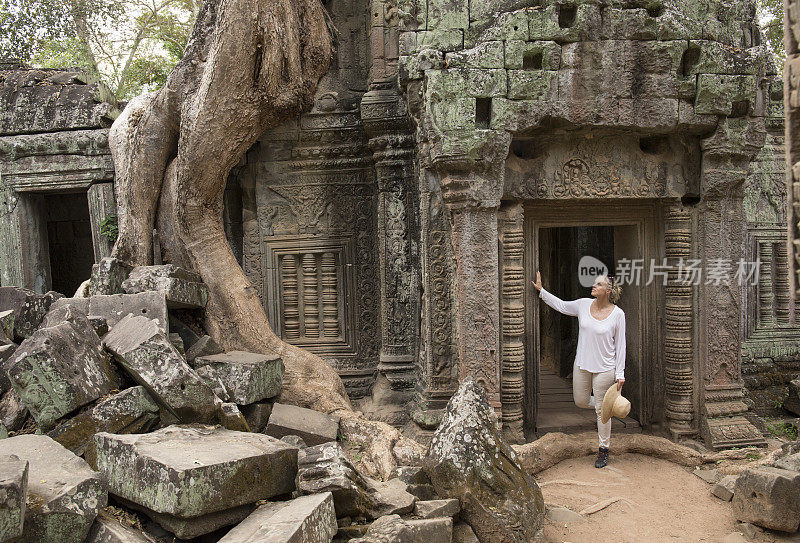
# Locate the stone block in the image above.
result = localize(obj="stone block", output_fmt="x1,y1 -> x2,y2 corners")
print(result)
0,345 -> 16,393
407,517 -> 453,541
94,425 -> 298,518
169,333 -> 184,354
47,386 -> 159,460
695,74 -> 757,116
504,40 -> 560,70
693,467 -> 721,484
193,351 -> 283,404
184,335 -> 223,363
218,492 -> 337,543
122,265 -> 207,309
218,403 -> 251,432
8,309 -> 122,431
731,467 -> 800,532
416,30 -> 463,52
0,391 -> 26,432
0,287 -> 61,341
453,521 -> 479,542
0,435 -> 106,543
425,0 -> 467,30
390,466 -> 430,485
89,258 -> 132,296
0,311 -> 13,343
103,314 -> 218,423
280,435 -> 307,448
350,514 -> 452,543
0,456 -> 27,543
414,499 -> 460,519
444,41 -> 504,69
507,70 -> 558,100
86,513 -> 157,543
116,496 -> 254,539
52,291 -> 169,333
713,475 -> 737,502
266,403 -> 339,446
240,401 -> 272,433
773,440 -> 800,471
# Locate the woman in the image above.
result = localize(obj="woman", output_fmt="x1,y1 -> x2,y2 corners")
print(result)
531,270 -> 626,468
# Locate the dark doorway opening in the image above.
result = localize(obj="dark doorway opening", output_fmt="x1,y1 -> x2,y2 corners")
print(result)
45,192 -> 94,295
533,224 -> 641,436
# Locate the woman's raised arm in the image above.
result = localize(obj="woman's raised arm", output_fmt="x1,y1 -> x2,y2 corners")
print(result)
538,287 -> 582,317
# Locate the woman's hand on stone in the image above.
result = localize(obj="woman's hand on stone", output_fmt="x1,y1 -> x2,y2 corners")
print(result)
531,270 -> 542,292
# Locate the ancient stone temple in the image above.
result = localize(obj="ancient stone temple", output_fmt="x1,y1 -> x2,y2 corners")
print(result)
4,0 -> 800,451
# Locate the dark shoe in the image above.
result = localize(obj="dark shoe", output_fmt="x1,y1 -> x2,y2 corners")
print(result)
595,446 -> 609,468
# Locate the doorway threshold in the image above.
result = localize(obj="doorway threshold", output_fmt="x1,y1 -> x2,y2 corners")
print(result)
536,408 -> 641,437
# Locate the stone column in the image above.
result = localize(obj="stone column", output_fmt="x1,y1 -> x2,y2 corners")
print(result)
784,0 -> 800,304
664,202 -> 695,436
87,182 -> 116,262
699,118 -> 767,449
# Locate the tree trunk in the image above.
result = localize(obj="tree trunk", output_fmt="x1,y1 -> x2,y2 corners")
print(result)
108,0 -> 424,479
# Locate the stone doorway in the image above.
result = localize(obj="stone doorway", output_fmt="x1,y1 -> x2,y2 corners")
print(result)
523,201 -> 662,440
44,192 -> 95,295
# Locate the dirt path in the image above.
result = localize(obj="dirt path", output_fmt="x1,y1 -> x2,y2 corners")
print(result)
535,453 -> 799,543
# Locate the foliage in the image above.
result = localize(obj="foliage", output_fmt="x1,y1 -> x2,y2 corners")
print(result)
757,0 -> 786,67
99,213 -> 119,243
764,418 -> 798,440
0,0 -> 200,100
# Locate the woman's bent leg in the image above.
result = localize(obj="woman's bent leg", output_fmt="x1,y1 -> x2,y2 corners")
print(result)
572,364 -> 593,409
592,369 -> 616,448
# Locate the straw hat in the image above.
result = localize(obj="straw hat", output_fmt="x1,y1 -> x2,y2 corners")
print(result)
601,383 -> 631,424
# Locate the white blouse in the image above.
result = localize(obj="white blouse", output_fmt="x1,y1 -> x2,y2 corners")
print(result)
538,287 -> 626,380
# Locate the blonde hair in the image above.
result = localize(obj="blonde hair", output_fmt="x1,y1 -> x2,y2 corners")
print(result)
597,273 -> 622,304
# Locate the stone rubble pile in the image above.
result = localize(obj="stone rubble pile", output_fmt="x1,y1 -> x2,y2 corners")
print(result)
704,441 -> 800,534
0,258 -> 502,542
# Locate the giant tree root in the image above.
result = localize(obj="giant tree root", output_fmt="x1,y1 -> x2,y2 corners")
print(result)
512,432 -> 707,474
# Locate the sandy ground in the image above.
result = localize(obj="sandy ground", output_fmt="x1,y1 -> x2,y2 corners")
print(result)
535,453 -> 800,543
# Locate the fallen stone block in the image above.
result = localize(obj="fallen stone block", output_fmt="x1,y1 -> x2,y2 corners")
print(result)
693,467 -> 721,484
240,401 -> 272,433
453,521 -> 479,543
0,455 -> 28,543
86,512 -> 157,543
116,496 -> 254,540
785,379 -> 800,416
184,335 -> 223,363
48,386 -> 160,460
168,333 -> 185,354
280,435 -> 307,449
0,435 -> 106,543
0,345 -> 16,393
103,314 -> 218,423
265,403 -> 339,446
193,351 -> 283,404
0,311 -> 13,343
218,403 -> 251,432
89,258 -> 132,296
218,492 -> 337,543
297,443 -> 414,519
407,484 -> 438,501
88,316 -> 109,337
89,292 -> 169,332
414,499 -> 460,519
423,378 -> 545,543
712,475 -> 737,502
122,265 -> 208,309
407,518 -> 453,541
94,425 -> 298,518
732,466 -> 800,532
0,391 -> 26,432
8,309 -> 122,431
773,441 -> 800,472
0,287 -> 61,341
350,514 -> 452,543
391,466 -> 430,485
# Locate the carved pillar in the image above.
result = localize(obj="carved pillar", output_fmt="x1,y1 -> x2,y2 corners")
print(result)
87,182 -> 116,262
775,242 -> 791,324
361,0 -> 418,395
785,0 -> 800,305
498,202 -> 525,443
757,242 -> 775,327
664,202 -> 695,436
699,119 -> 767,449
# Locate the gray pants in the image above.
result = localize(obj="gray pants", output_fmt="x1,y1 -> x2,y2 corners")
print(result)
573,364 -> 616,448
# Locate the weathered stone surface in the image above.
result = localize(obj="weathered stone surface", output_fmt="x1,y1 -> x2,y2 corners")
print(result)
407,484 -> 437,501
218,492 -> 337,543
296,443 -> 415,520
88,316 -> 109,337
773,441 -> 800,472
0,311 -> 13,343
52,291 -> 169,333
122,265 -> 208,309
390,466 -> 430,485
0,435 -> 106,543
8,308 -> 122,431
423,378 -> 544,542
103,314 -> 218,423
94,425 -> 298,518
350,514 -> 453,543
266,403 -> 339,446
453,521 -> 479,543
280,435 -> 307,449
0,345 -> 16,393
116,496 -> 254,539
193,351 -> 283,405
545,505 -> 584,524
731,467 -> 800,532
784,380 -> 800,416
47,386 -> 159,459
241,401 -> 272,433
0,287 -> 61,341
89,258 -> 132,296
0,390 -> 26,432
184,335 -> 223,363
414,499 -> 460,519
168,333 -> 184,354
86,512 -> 157,543
0,456 -> 27,543
712,475 -> 737,502
694,467 -> 721,484
218,403 -> 251,432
